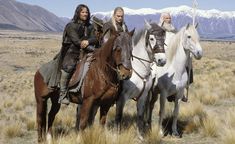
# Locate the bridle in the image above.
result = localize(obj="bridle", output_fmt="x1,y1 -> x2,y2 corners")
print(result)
133,28 -> 166,64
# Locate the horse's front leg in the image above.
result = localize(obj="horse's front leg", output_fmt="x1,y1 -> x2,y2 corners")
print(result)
159,91 -> 166,136
172,90 -> 183,137
89,104 -> 99,125
75,104 -> 82,131
136,91 -> 149,137
79,96 -> 94,130
147,90 -> 159,130
100,104 -> 112,126
115,92 -> 126,131
47,93 -> 61,141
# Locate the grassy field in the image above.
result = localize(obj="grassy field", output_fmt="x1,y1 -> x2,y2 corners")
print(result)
0,30 -> 234,144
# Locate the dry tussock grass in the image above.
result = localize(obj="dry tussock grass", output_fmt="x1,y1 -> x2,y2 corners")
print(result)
145,125 -> 161,144
180,100 -> 206,120
201,113 -> 219,137
79,125 -> 109,144
220,128 -> 235,144
223,108 -> 235,128
55,131 -> 78,144
4,123 -> 24,139
26,118 -> 36,131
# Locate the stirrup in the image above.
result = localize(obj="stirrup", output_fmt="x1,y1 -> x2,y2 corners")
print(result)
181,96 -> 188,102
58,91 -> 70,105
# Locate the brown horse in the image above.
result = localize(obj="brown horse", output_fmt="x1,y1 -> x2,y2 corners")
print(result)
34,29 -> 135,142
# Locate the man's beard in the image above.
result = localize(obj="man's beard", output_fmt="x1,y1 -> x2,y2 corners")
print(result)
162,23 -> 175,32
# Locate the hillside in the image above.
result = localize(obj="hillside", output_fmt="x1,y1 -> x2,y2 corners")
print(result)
0,0 -> 66,32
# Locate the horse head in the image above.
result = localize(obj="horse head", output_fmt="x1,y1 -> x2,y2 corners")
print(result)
112,29 -> 135,80
182,23 -> 203,60
144,20 -> 166,66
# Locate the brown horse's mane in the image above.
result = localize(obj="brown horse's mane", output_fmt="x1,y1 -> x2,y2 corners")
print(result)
92,34 -> 117,72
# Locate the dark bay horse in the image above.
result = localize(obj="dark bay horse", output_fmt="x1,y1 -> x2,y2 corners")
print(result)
34,29 -> 135,142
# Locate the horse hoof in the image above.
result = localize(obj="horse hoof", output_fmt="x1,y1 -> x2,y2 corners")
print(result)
167,95 -> 175,102
46,133 -> 52,144
172,131 -> 180,138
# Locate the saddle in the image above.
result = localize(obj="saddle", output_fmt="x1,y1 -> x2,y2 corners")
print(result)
68,58 -> 86,88
68,53 -> 94,92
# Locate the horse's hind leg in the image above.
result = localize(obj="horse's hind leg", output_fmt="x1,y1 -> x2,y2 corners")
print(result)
47,93 -> 61,140
36,96 -> 48,142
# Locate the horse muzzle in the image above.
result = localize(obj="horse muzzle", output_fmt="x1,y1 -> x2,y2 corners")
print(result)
154,53 -> 167,67
117,65 -> 133,80
193,50 -> 203,60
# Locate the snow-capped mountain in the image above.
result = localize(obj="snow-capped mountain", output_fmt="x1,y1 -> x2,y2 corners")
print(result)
94,5 -> 235,40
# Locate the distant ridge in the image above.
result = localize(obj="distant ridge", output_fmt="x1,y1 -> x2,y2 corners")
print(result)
0,0 -> 67,32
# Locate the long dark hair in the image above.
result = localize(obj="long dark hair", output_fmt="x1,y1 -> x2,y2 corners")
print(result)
72,4 -> 91,25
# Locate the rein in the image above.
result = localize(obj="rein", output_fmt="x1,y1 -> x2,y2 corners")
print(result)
132,68 -> 147,101
106,61 -> 118,73
103,62 -> 120,88
132,55 -> 152,63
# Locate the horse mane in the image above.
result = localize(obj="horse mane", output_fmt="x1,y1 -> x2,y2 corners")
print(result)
92,34 -> 117,70
167,27 -> 185,64
167,25 -> 199,64
133,28 -> 145,46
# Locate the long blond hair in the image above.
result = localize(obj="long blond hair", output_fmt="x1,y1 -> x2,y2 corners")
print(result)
111,7 -> 126,31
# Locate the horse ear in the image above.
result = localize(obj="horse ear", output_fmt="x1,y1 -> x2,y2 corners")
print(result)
144,19 -> 151,30
186,23 -> 190,30
195,23 -> 199,29
129,28 -> 135,37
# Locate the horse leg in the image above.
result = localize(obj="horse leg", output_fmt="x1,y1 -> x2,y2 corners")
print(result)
100,104 -> 112,126
172,91 -> 183,137
115,94 -> 126,131
88,104 -> 99,126
79,96 -> 94,130
75,104 -> 82,131
47,93 -> 61,141
136,91 -> 149,137
143,91 -> 153,132
147,91 -> 159,130
159,91 -> 166,136
36,97 -> 48,142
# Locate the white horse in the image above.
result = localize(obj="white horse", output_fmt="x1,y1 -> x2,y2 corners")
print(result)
115,21 -> 166,136
150,24 -> 203,137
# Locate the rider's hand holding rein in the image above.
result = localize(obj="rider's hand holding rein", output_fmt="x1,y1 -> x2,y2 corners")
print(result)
81,40 -> 89,48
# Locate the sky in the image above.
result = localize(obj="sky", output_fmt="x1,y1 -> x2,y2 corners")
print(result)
16,0 -> 235,18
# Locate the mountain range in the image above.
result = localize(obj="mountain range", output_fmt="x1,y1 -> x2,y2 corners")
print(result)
0,0 -> 234,40
94,6 -> 235,40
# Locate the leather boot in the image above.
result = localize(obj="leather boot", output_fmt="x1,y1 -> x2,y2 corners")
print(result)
58,70 -> 70,105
